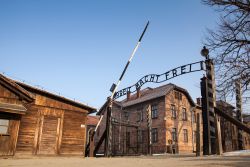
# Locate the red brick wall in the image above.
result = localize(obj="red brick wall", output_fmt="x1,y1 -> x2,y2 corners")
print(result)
96,89 -> 200,154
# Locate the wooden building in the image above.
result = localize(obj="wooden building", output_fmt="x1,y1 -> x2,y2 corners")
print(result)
217,100 -> 239,152
0,74 -> 96,156
243,115 -> 250,150
96,83 -> 202,155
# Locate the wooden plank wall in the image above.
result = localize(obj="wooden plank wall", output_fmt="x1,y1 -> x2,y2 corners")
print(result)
0,83 -> 89,156
15,92 -> 89,155
0,84 -> 23,105
61,110 -> 87,154
16,108 -> 38,154
39,116 -> 59,154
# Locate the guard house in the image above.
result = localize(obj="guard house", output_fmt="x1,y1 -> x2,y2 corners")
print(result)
0,74 -> 96,156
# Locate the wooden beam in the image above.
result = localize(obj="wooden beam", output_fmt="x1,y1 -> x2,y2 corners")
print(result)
215,108 -> 250,134
94,129 -> 107,156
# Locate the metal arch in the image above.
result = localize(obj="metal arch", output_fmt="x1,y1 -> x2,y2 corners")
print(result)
114,60 -> 205,99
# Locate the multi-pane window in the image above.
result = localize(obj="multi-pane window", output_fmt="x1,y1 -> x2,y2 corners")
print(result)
171,105 -> 176,119
0,119 -> 9,135
182,108 -> 187,121
183,129 -> 188,142
192,111 -> 196,123
175,91 -> 182,101
193,130 -> 197,143
172,128 -> 177,142
137,109 -> 143,122
124,112 -> 129,121
137,130 -> 143,143
152,128 -> 158,143
126,132 -> 130,147
151,104 -> 158,119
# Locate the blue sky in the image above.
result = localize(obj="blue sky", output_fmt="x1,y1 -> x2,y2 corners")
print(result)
0,0 -> 219,110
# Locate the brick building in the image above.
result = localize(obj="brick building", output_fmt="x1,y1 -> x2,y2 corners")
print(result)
96,83 -> 202,155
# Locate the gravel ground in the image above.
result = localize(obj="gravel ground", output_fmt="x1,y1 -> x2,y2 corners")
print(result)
1,154 -> 250,167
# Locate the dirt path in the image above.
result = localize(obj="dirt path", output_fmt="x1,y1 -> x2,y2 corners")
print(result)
1,155 -> 250,167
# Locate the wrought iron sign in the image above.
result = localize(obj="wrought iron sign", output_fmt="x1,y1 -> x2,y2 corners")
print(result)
114,60 -> 205,99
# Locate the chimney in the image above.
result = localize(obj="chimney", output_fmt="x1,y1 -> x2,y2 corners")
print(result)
136,88 -> 141,98
196,98 -> 201,106
127,91 -> 131,101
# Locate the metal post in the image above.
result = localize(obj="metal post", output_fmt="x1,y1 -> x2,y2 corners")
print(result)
235,79 -> 244,150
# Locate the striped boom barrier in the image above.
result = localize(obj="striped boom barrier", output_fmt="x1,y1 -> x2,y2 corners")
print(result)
104,21 -> 150,157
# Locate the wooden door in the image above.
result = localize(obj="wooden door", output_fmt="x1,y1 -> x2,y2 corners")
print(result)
39,116 -> 60,155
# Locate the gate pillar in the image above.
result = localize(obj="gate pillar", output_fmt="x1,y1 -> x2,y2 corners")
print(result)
200,47 -> 222,155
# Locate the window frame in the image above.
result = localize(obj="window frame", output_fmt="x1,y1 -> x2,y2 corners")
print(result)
137,130 -> 143,143
137,108 -> 143,122
182,108 -> 187,121
152,128 -> 158,143
0,119 -> 9,135
151,104 -> 158,119
172,128 -> 177,142
171,104 -> 176,119
183,129 -> 188,143
124,111 -> 129,121
193,130 -> 197,143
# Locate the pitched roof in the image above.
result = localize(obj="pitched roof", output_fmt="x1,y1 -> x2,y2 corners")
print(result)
122,84 -> 174,107
0,74 -> 96,113
0,74 -> 34,102
122,83 -> 195,107
97,83 -> 196,115
87,115 -> 100,125
15,81 -> 96,113
216,100 -> 235,110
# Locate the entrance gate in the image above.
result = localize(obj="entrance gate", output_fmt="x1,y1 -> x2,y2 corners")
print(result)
85,22 -> 250,157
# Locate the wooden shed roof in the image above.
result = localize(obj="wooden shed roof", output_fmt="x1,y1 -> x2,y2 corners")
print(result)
15,81 -> 96,113
0,74 -> 34,102
0,74 -> 96,114
0,102 -> 27,115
